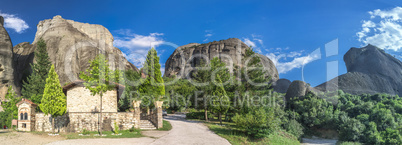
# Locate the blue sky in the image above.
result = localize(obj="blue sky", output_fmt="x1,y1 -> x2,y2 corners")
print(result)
1,0 -> 402,86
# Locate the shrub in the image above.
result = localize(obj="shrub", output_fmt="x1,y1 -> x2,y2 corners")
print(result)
114,122 -> 119,134
129,126 -> 136,132
339,118 -> 365,142
186,111 -> 213,120
285,119 -> 304,139
82,129 -> 90,135
232,107 -> 279,139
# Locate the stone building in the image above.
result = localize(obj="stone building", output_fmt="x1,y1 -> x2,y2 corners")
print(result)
16,98 -> 37,131
16,80 -> 163,132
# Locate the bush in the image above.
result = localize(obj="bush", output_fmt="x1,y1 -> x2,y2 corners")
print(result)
129,126 -> 136,132
232,107 -> 279,139
82,129 -> 90,135
114,122 -> 119,134
339,118 -> 365,142
186,111 -> 213,120
285,119 -> 304,139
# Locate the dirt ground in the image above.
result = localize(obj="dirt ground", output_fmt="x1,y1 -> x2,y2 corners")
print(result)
0,129 -> 65,145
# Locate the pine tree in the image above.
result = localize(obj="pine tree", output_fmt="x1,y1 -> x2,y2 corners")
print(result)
193,57 -> 230,121
210,74 -> 230,125
39,65 -> 67,134
1,86 -> 21,128
21,39 -> 52,106
79,54 -> 115,135
236,47 -> 271,111
138,48 -> 165,100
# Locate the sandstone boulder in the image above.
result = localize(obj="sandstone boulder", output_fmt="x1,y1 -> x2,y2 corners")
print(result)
0,16 -> 15,99
13,15 -> 138,89
315,44 -> 402,96
285,80 -> 311,102
164,38 -> 279,82
273,78 -> 291,93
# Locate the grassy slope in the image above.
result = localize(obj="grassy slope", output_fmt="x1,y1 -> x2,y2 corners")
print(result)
203,120 -> 299,145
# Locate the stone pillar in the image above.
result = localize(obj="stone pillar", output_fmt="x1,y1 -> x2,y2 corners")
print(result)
154,101 -> 163,129
132,100 -> 141,128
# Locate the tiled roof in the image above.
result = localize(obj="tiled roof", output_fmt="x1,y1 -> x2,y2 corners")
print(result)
16,98 -> 37,107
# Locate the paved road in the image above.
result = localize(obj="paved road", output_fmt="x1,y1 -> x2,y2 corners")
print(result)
301,138 -> 338,145
47,114 -> 231,145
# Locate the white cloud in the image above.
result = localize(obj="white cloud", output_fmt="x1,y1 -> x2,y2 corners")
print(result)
203,30 -> 213,42
0,12 -> 29,33
113,29 -> 165,68
266,51 -> 320,74
357,7 -> 402,51
243,35 -> 264,53
243,38 -> 256,48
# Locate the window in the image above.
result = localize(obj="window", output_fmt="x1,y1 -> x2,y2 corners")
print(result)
24,113 -> 28,120
22,123 -> 26,128
20,113 -> 23,120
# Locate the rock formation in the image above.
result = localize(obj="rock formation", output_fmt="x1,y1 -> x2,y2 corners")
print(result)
13,15 -> 138,90
315,44 -> 402,96
273,78 -> 291,93
0,16 -> 15,99
164,38 -> 279,82
285,80 -> 311,101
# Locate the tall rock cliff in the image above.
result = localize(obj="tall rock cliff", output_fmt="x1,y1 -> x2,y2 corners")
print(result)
164,38 -> 279,82
315,44 -> 402,96
0,16 -> 15,99
13,15 -> 138,91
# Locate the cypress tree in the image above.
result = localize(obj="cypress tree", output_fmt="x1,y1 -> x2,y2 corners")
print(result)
39,65 -> 67,134
139,48 -> 165,100
21,39 -> 52,106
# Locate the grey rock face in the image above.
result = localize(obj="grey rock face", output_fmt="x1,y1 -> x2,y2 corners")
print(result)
0,15 -> 15,99
13,42 -> 34,92
13,15 -> 138,89
285,80 -> 311,101
315,44 -> 402,96
273,78 -> 291,93
164,38 -> 279,82
0,16 -> 4,27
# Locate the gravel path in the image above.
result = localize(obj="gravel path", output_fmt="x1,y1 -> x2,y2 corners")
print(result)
47,114 -> 230,145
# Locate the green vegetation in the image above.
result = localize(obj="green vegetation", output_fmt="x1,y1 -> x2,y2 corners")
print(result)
79,54 -> 116,135
157,120 -> 172,131
0,86 -> 21,128
205,121 -> 299,145
21,39 -> 52,108
139,47 -> 165,100
39,65 -> 67,134
288,91 -> 402,144
114,122 -> 119,134
186,109 -> 213,120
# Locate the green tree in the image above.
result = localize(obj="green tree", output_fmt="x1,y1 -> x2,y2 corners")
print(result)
39,65 -> 67,134
21,39 -> 52,107
1,86 -> 21,128
138,48 -> 165,104
79,54 -> 116,135
193,57 -> 231,121
210,75 -> 230,125
119,70 -> 141,111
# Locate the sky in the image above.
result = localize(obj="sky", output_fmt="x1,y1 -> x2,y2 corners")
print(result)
1,0 -> 402,87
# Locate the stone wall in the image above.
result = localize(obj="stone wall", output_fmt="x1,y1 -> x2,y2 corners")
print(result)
35,112 -> 138,132
66,86 -> 117,112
